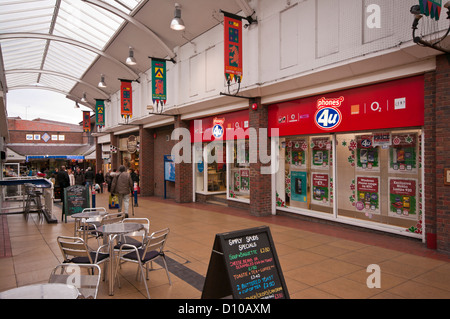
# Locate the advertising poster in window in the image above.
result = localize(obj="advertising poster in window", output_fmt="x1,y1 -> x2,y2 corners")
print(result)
389,134 -> 417,173
311,173 -> 329,206
356,135 -> 379,171
240,169 -> 250,193
311,138 -> 331,170
355,176 -> 380,214
389,178 -> 417,219
291,171 -> 307,203
290,140 -> 307,169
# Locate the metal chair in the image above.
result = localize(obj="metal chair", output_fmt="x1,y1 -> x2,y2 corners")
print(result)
114,218 -> 150,251
48,264 -> 101,299
91,212 -> 126,241
23,183 -> 44,221
115,228 -> 171,299
74,207 -> 107,242
56,236 -> 110,282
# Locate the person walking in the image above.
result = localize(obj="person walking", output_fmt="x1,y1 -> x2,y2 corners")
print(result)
84,167 -> 95,190
68,168 -> 75,186
55,165 -> 70,221
111,165 -> 133,217
74,167 -> 85,186
95,169 -> 105,193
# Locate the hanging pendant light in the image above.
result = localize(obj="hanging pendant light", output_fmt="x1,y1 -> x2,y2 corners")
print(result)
81,92 -> 87,103
170,3 -> 185,31
126,46 -> 137,65
98,74 -> 107,88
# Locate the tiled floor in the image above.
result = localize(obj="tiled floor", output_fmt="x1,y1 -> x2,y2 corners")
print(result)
1,192 -> 450,299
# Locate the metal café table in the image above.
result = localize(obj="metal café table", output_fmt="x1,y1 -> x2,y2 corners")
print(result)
97,223 -> 144,296
0,283 -> 79,299
71,210 -> 108,242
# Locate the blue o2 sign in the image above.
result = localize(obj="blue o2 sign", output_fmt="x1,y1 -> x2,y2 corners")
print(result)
314,97 -> 344,131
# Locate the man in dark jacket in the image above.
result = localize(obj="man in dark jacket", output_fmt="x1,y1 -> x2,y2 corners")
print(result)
55,166 -> 70,221
74,167 -> 85,186
84,167 -> 95,190
95,170 -> 105,193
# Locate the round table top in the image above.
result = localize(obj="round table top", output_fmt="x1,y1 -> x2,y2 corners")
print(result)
98,222 -> 143,235
0,283 -> 79,299
71,210 -> 107,219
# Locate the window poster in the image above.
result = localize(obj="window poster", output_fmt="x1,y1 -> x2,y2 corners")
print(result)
355,176 -> 380,214
311,138 -> 331,170
389,134 -> 417,173
356,135 -> 379,171
240,169 -> 250,193
389,178 -> 417,219
291,171 -> 307,203
311,173 -> 330,206
290,139 -> 307,169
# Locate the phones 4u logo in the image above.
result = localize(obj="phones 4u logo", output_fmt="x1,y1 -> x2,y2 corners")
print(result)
314,96 -> 344,131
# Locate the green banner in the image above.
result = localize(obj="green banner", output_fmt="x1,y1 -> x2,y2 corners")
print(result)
152,58 -> 167,106
95,99 -> 105,127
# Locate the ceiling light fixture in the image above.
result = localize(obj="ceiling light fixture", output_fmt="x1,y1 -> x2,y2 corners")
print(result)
98,74 -> 107,88
81,92 -> 87,103
126,46 -> 137,65
170,3 -> 185,31
74,102 -> 80,109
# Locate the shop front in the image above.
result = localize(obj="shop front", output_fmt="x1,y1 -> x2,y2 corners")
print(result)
269,75 -> 425,239
190,109 -> 251,203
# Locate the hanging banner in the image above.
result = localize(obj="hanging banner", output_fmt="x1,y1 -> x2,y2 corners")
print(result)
120,80 -> 133,119
151,58 -> 167,106
82,111 -> 90,132
419,0 -> 442,20
224,12 -> 243,83
95,99 -> 105,127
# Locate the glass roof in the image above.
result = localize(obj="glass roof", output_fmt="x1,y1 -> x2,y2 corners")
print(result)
0,0 -> 142,95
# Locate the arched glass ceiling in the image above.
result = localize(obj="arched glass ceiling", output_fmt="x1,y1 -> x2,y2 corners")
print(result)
0,0 -> 142,95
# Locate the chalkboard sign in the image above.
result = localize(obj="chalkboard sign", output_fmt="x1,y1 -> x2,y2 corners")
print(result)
201,226 -> 289,299
64,185 -> 90,222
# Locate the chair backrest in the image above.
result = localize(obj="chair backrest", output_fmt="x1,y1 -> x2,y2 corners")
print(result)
141,228 -> 170,260
49,264 -> 101,299
81,207 -> 106,214
100,212 -> 125,225
57,236 -> 93,263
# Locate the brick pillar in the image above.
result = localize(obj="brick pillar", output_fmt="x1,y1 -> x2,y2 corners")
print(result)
249,97 -> 272,216
139,125 -> 154,196
424,71 -> 437,249
95,137 -> 102,173
434,55 -> 450,253
174,115 -> 192,203
110,133 -> 119,170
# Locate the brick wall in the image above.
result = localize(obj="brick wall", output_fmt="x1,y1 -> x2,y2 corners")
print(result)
139,126 -> 154,196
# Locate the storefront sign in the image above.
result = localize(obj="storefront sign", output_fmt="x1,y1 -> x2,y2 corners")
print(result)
268,76 -> 424,137
190,110 -> 249,142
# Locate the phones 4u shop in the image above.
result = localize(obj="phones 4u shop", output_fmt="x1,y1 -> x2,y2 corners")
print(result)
268,75 -> 425,240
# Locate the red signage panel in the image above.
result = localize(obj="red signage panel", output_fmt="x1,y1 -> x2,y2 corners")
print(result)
268,76 -> 424,137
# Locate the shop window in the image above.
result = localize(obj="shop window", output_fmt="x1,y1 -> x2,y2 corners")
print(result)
228,139 -> 250,201
194,142 -> 226,194
336,130 -> 422,233
276,135 -> 333,214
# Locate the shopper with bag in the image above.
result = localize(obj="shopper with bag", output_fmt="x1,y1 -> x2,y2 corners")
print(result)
110,165 -> 133,217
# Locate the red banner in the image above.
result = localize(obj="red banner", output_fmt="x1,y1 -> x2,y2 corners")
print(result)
120,80 -> 132,119
82,111 -> 90,132
224,13 -> 243,83
268,76 -> 424,137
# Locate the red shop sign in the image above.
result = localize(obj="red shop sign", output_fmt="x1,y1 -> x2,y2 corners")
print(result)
268,75 -> 424,137
189,109 -> 249,143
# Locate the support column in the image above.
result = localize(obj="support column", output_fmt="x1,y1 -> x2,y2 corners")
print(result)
95,137 -> 102,173
110,133 -> 119,170
174,115 -> 192,203
139,125 -> 154,196
249,97 -> 272,217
